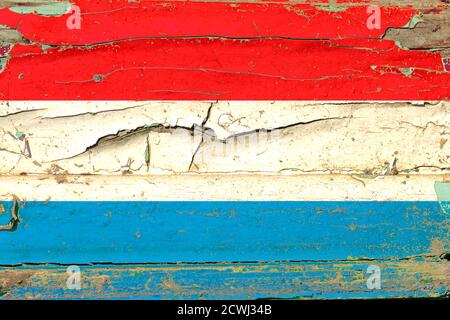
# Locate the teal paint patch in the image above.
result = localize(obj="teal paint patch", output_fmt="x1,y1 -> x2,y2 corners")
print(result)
434,182 -> 450,214
9,2 -> 72,17
15,131 -> 25,140
399,67 -> 414,78
315,4 -> 349,12
394,40 -> 409,50
41,44 -> 54,51
403,14 -> 423,29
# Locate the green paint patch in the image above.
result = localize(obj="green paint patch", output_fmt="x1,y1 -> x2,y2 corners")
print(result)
0,57 -> 9,73
394,40 -> 409,51
389,15 -> 424,51
41,44 -> 54,51
15,131 -> 25,140
399,67 -> 414,78
435,182 -> 450,202
403,14 -> 423,29
316,4 -> 348,12
434,182 -> 449,215
9,2 -> 72,17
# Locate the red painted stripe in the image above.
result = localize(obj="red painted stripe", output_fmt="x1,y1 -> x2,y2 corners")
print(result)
0,1 -> 448,100
0,1 -> 417,44
2,38 -> 448,100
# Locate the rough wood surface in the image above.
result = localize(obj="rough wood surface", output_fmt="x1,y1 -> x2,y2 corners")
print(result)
0,101 -> 448,175
1,259 -> 449,299
0,0 -> 449,99
0,174 -> 448,201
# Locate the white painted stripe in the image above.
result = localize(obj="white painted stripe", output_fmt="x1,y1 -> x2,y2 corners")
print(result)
1,101 -> 449,175
0,174 -> 446,201
0,100 -> 443,118
1,101 -> 447,201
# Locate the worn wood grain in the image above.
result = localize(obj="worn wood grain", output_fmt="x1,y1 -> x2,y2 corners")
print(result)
1,259 -> 449,299
0,101 -> 448,175
0,1 -> 449,99
0,174 -> 448,201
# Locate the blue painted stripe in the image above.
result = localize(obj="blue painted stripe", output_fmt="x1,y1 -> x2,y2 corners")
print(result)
2,260 -> 447,299
0,201 -> 448,264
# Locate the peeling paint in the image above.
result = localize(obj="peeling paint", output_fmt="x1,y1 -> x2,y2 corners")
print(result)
399,67 -> 415,78
0,42 -> 12,73
443,57 -> 450,72
1,258 -> 448,299
315,4 -> 349,12
435,182 -> 450,215
9,2 -> 72,16
0,196 -> 21,232
402,14 -> 424,29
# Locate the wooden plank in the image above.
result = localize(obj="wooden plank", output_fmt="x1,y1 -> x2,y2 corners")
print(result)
0,0 -> 418,43
0,174 -> 448,201
1,259 -> 448,299
0,201 -> 448,264
0,1 -> 449,100
0,101 -> 448,175
1,38 -> 449,100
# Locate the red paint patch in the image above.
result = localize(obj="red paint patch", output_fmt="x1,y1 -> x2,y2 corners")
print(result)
443,58 -> 450,73
0,44 -> 11,56
0,38 -> 448,100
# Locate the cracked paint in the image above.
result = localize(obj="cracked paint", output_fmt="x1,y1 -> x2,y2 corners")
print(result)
1,101 -> 448,175
8,2 -> 72,16
0,1 -> 448,99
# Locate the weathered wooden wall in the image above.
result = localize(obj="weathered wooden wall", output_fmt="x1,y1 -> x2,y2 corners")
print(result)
0,0 -> 449,299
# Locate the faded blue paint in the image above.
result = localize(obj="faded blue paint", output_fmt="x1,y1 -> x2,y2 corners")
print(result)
2,261 -> 446,300
0,201 -> 448,264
